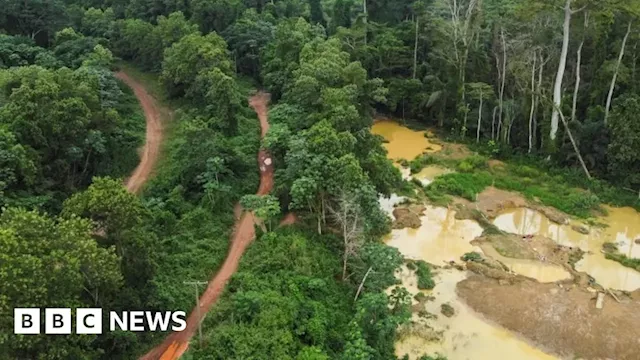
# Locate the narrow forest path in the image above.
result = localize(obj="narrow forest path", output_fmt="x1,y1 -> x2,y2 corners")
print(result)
116,71 -> 164,194
140,91 -> 274,360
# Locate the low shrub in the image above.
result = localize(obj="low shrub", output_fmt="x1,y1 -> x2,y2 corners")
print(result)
415,260 -> 435,290
462,252 -> 482,262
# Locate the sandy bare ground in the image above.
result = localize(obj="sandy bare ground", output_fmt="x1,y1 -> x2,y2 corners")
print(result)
140,92 -> 274,360
115,71 -> 164,194
457,276 -> 640,359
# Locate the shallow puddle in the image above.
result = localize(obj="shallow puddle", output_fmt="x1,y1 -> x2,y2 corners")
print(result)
478,244 -> 572,283
395,269 -> 558,360
372,120 -> 442,161
414,166 -> 451,186
394,163 -> 412,180
379,194 -> 407,217
493,207 -> 640,291
385,206 -> 483,265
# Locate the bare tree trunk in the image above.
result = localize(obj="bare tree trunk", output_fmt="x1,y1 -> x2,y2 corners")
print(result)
491,106 -> 497,140
604,21 -> 632,125
363,0 -> 368,46
477,88 -> 483,143
632,41 -> 638,88
342,252 -> 348,280
571,41 -> 583,122
498,28 -> 507,142
354,267 -> 373,301
534,54 -> 545,151
327,191 -> 363,281
529,51 -> 537,153
550,101 -> 592,179
342,217 -> 348,279
550,0 -> 573,142
321,194 -> 326,224
463,103 -> 468,137
572,12 -> 589,123
413,15 -> 419,79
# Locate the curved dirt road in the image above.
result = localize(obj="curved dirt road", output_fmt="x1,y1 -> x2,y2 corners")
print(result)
116,71 -> 164,194
140,92 -> 274,360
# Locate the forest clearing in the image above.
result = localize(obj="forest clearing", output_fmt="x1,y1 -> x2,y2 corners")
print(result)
2,0 -> 640,359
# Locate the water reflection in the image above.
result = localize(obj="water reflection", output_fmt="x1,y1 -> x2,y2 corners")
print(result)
494,207 -> 640,291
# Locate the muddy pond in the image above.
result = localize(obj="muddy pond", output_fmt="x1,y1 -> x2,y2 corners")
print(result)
373,120 -> 640,360
494,206 -> 640,291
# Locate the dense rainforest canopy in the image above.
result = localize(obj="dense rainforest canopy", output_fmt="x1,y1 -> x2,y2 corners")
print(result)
1,0 -> 639,359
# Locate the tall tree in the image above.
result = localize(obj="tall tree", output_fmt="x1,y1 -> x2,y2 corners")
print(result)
604,20 -> 633,124
550,0 -> 586,144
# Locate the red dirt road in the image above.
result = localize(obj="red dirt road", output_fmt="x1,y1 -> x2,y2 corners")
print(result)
140,92 -> 274,360
116,71 -> 164,194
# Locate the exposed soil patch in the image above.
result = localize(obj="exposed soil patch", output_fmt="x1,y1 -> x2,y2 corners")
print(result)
462,187 -> 527,218
438,142 -> 472,160
457,275 -> 640,360
465,261 -> 525,284
472,233 -> 583,270
392,204 -> 426,229
454,186 -> 570,225
116,71 -> 165,194
280,212 -> 297,226
487,159 -> 506,169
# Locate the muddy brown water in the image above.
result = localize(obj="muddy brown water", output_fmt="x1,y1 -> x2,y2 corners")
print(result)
493,207 -> 640,291
478,244 -> 572,283
393,269 -> 558,360
385,206 -> 560,359
385,206 -> 483,265
372,120 -> 442,161
376,121 -> 561,359
414,166 -> 451,186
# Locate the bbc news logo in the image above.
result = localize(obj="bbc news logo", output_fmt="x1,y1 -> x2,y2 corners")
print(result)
14,308 -> 187,334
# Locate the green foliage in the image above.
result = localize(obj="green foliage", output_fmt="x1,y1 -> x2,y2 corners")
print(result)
427,172 -> 492,201
1,0 -> 66,40
62,177 -> 157,305
223,10 -> 276,77
604,252 -> 640,272
110,12 -> 199,72
423,159 -> 613,217
408,155 -> 440,174
190,0 -> 245,34
462,252 -> 482,262
309,0 -> 326,27
0,208 -> 122,359
240,194 -> 281,230
456,155 -> 487,172
410,260 -> 435,290
0,35 -> 59,68
261,18 -> 324,99
191,229 -> 352,358
350,242 -> 404,294
608,95 -> 640,188
161,32 -> 232,97
4,0 -> 640,359
0,65 -> 143,209
80,7 -> 115,38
